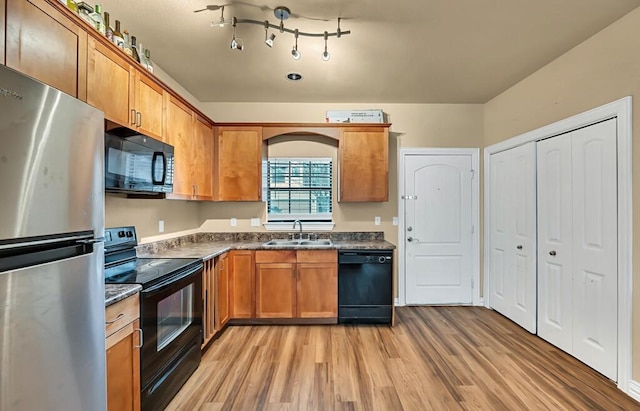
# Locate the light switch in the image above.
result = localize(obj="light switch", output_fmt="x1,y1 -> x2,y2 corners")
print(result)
230,218 -> 237,227
393,217 -> 399,226
374,216 -> 381,226
158,220 -> 165,233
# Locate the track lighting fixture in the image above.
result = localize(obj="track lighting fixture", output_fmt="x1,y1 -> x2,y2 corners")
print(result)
201,5 -> 350,60
322,31 -> 330,61
291,29 -> 301,60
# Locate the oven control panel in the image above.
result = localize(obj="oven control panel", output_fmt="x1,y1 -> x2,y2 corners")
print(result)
105,226 -> 138,250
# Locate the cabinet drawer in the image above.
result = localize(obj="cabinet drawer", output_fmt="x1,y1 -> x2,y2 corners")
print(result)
296,250 -> 337,263
255,250 -> 296,263
105,294 -> 140,337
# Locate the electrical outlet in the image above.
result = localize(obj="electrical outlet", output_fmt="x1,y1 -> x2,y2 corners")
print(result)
374,216 -> 381,226
393,217 -> 399,226
158,220 -> 164,233
230,218 -> 237,227
251,218 -> 260,227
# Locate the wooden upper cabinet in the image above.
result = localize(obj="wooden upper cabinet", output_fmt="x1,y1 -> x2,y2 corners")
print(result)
193,114 -> 214,200
214,126 -> 265,201
87,37 -> 132,126
132,71 -> 164,141
6,0 -> 87,99
339,127 -> 389,202
165,95 -> 194,199
229,250 -> 255,319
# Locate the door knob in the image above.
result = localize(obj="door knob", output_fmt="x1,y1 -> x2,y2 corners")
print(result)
407,237 -> 419,242
516,245 -> 523,250
407,226 -> 413,232
549,250 -> 557,256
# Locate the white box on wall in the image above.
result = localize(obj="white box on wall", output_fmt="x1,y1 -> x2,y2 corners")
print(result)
326,109 -> 384,123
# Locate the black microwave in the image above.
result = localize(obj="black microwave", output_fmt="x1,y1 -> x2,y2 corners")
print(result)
104,125 -> 174,195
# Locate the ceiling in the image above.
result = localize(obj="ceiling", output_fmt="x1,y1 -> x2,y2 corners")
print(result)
98,0 -> 640,103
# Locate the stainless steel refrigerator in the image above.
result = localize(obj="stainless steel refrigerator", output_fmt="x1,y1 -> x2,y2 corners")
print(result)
0,65 -> 106,411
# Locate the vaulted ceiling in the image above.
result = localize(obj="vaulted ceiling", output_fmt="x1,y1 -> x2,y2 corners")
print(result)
98,0 -> 640,103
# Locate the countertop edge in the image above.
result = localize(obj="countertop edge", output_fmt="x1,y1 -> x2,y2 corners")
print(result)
105,284 -> 142,307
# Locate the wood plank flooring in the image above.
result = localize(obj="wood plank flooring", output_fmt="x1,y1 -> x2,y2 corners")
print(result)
167,306 -> 640,410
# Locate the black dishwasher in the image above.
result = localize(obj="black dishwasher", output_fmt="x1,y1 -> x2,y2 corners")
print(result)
338,250 -> 393,324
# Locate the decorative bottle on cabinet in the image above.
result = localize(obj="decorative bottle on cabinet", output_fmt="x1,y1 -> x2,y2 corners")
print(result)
89,4 -> 106,35
112,20 -> 125,50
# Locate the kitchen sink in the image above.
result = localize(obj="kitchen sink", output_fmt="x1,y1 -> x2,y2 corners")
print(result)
263,239 -> 333,247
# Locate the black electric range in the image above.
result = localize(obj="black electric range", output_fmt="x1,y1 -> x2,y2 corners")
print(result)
104,226 -> 203,411
104,226 -> 200,289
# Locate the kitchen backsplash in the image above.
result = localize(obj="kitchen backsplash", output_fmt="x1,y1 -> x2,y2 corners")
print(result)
135,231 -> 385,254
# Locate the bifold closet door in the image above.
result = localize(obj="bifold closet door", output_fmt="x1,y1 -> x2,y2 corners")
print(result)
489,142 -> 537,333
537,119 -> 617,380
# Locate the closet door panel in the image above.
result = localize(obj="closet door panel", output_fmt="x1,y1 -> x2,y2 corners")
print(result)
537,133 -> 573,353
571,119 -> 617,380
510,142 -> 537,333
488,150 -> 510,316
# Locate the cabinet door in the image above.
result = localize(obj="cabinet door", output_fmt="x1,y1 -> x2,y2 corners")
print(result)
339,127 -> 389,201
202,259 -> 216,347
133,71 -> 164,141
87,37 -> 132,126
193,115 -> 214,200
296,263 -> 337,318
255,263 -> 296,318
106,319 -> 141,411
229,250 -> 255,318
6,0 -> 88,99
214,127 -> 264,201
215,254 -> 230,329
165,95 -> 194,199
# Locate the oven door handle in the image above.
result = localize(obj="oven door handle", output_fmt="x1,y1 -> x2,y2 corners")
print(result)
142,263 -> 203,295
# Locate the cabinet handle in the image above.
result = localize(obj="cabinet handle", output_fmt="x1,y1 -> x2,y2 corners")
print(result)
130,109 -> 136,125
136,111 -> 142,127
134,328 -> 143,348
516,245 -> 523,250
106,313 -> 125,324
549,250 -> 557,256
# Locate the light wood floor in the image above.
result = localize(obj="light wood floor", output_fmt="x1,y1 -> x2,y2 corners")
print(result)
167,306 -> 640,410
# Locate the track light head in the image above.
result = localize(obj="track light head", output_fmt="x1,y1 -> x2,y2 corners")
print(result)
265,33 -> 276,48
291,48 -> 301,60
322,51 -> 330,61
322,31 -> 330,61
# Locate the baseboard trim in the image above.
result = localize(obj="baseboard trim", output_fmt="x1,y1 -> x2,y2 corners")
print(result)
627,380 -> 640,402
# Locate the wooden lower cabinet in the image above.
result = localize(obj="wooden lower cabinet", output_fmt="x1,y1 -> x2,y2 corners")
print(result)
254,250 -> 337,319
229,250 -> 255,318
255,262 -> 296,318
202,258 -> 216,347
215,253 -> 230,329
105,294 -> 141,411
296,262 -> 338,318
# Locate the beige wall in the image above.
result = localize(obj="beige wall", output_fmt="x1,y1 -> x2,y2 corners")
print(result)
484,7 -> 640,379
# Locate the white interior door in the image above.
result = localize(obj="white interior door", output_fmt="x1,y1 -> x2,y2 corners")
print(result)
404,155 -> 473,304
571,119 -> 618,380
488,150 -> 511,316
537,119 -> 617,380
537,132 -> 574,353
489,143 -> 537,333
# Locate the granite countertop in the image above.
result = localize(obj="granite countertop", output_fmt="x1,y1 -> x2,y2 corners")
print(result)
105,284 -> 142,307
136,232 -> 396,260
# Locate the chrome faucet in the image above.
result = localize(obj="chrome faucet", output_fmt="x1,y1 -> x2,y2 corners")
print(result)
292,219 -> 303,240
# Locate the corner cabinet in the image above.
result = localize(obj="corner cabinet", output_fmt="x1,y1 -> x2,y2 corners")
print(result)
105,293 -> 141,411
213,126 -> 265,201
6,0 -> 87,99
339,126 -> 389,202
